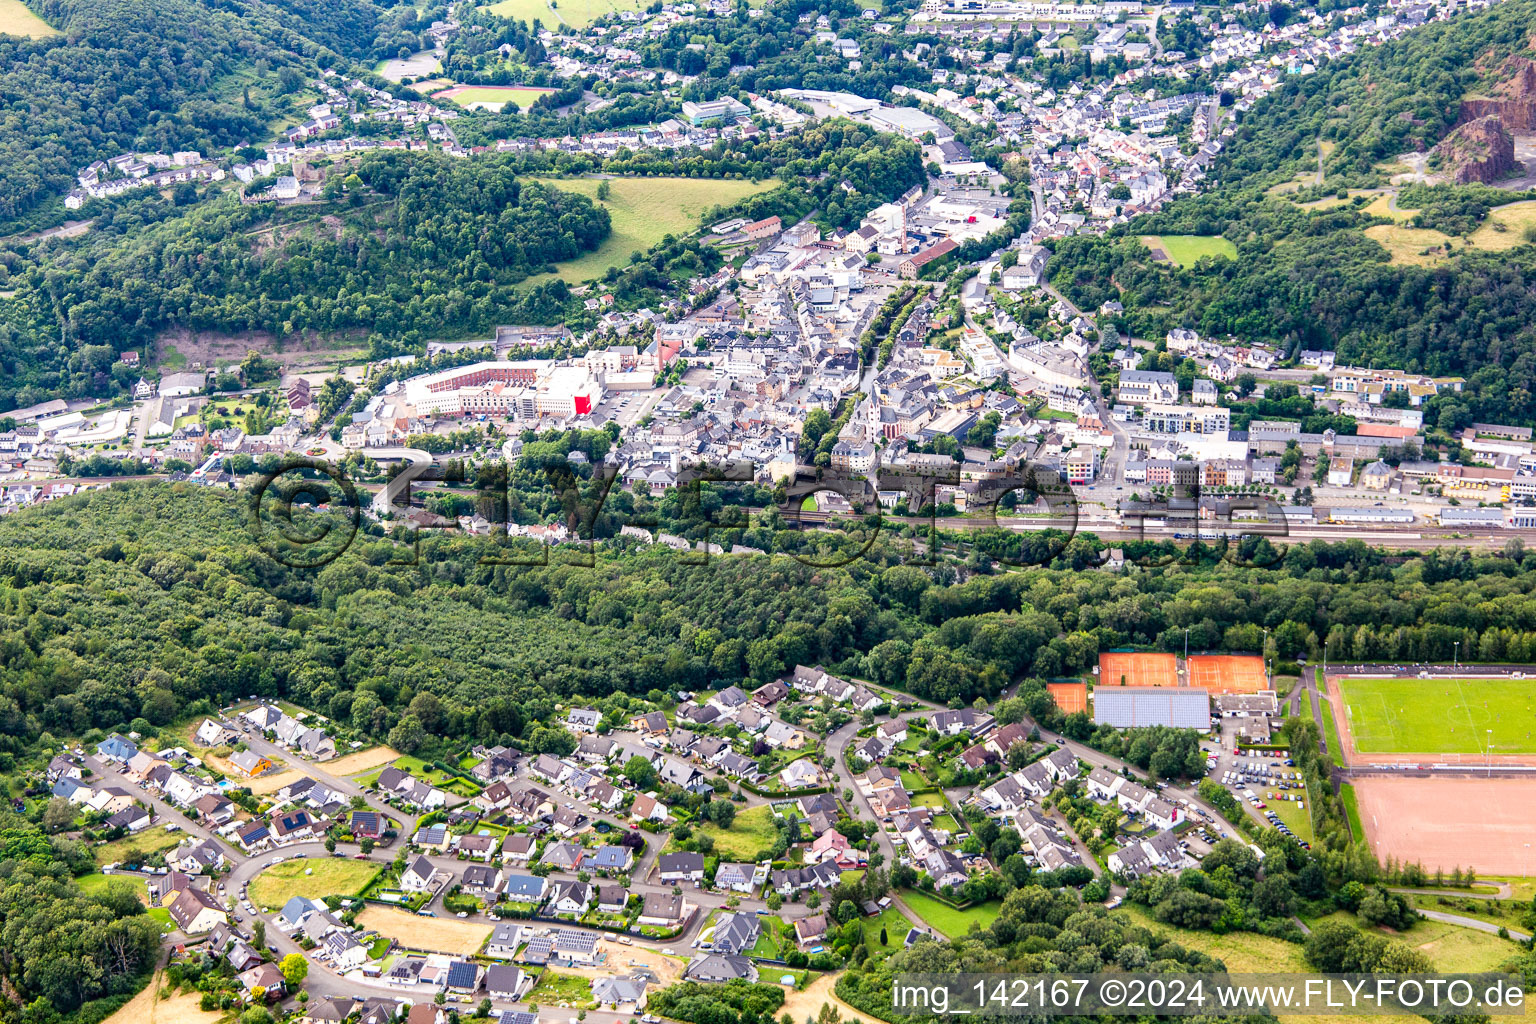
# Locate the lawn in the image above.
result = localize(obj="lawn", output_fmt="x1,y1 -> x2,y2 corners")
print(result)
898,769 -> 927,790
1468,199 -> 1536,251
861,905 -> 912,956
480,0 -> 646,28
390,754 -> 482,795
529,970 -> 596,1008
0,0 -> 58,37
748,915 -> 789,959
900,890 -> 1000,939
525,176 -> 779,286
1338,782 -> 1365,843
1363,223 -> 1455,266
249,859 -> 380,909
1307,911 -> 1519,973
697,803 -> 779,861
1317,681 -> 1346,767
77,873 -> 149,904
1336,677 -> 1536,755
1113,903 -> 1310,971
1266,790 -> 1314,844
432,85 -> 556,111
94,830 -> 182,868
1140,234 -> 1237,267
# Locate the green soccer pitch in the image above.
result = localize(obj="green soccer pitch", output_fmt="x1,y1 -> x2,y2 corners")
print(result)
1336,676 -> 1536,755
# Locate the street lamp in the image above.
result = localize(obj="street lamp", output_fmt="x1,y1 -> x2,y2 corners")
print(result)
1184,627 -> 1189,661
1487,728 -> 1493,777
1454,641 -> 1460,671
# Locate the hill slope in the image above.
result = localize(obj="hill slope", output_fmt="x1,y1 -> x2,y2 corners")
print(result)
0,0 -> 387,231
1048,0 -> 1536,428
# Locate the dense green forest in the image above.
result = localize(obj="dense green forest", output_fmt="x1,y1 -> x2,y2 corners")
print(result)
0,0 -> 389,232
0,155 -> 604,406
2,484 -> 1535,761
1048,0 -> 1536,427
0,819 -> 162,1019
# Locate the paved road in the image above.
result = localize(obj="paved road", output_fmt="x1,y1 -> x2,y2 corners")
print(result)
85,755 -> 241,861
1418,909 -> 1530,942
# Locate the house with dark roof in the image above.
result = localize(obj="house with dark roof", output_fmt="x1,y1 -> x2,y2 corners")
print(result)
445,960 -> 482,993
710,912 -> 761,954
685,954 -> 758,983
167,887 -> 227,933
502,874 -> 547,903
658,851 -> 704,882
485,964 -> 531,1000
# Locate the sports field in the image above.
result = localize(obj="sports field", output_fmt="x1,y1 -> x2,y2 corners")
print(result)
526,175 -> 778,285
1356,776 -> 1536,875
0,0 -> 58,37
1139,234 -> 1236,267
1047,681 -> 1088,713
431,85 -> 556,111
1187,654 -> 1269,694
1334,675 -> 1536,755
1098,651 -> 1178,688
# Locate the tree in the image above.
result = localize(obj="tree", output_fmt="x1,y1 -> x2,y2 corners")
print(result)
388,714 -> 428,753
253,920 -> 266,949
280,952 -> 309,989
41,797 -> 75,833
597,180 -> 612,201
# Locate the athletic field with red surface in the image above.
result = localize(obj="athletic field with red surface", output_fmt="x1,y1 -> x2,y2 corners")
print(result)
1187,654 -> 1269,694
1047,681 -> 1088,714
1098,652 -> 1178,688
1356,776 -> 1536,875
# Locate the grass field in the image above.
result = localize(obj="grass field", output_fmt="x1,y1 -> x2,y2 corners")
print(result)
432,85 -> 555,111
1266,791 -> 1314,844
0,0 -> 57,37
529,970 -> 597,1007
525,176 -> 778,286
901,890 -> 1000,939
328,745 -> 400,776
1336,677 -> 1536,754
1339,781 -> 1364,843
1140,234 -> 1237,267
1309,911 -> 1518,972
1317,677 -> 1346,767
696,803 -> 778,860
861,905 -> 912,956
249,859 -> 380,909
1467,199 -> 1536,251
95,830 -> 182,868
480,0 -> 645,28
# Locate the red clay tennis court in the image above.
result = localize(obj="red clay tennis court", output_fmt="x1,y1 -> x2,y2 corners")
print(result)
1187,654 -> 1268,693
1098,652 -> 1178,688
1047,681 -> 1088,714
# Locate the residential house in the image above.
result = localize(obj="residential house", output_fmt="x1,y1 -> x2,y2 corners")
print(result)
710,912 -> 761,955
658,851 -> 705,882
401,855 -> 438,893
685,954 -> 758,983
168,887 -> 227,934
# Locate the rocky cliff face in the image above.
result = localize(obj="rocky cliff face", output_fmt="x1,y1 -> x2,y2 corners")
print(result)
1458,56 -> 1536,131
1432,114 -> 1519,184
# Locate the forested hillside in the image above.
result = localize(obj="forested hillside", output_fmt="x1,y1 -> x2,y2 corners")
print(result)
1048,0 -> 1536,428
1,484 -> 1534,763
0,123 -> 921,409
0,155 -> 604,404
0,0 -> 388,231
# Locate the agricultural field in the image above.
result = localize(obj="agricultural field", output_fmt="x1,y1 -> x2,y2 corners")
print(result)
694,803 -> 778,861
248,859 -> 380,909
900,890 -> 1000,939
431,85 -> 556,111
1139,234 -> 1237,267
1335,676 -> 1536,755
480,0 -> 645,28
526,176 -> 778,286
0,0 -> 58,37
